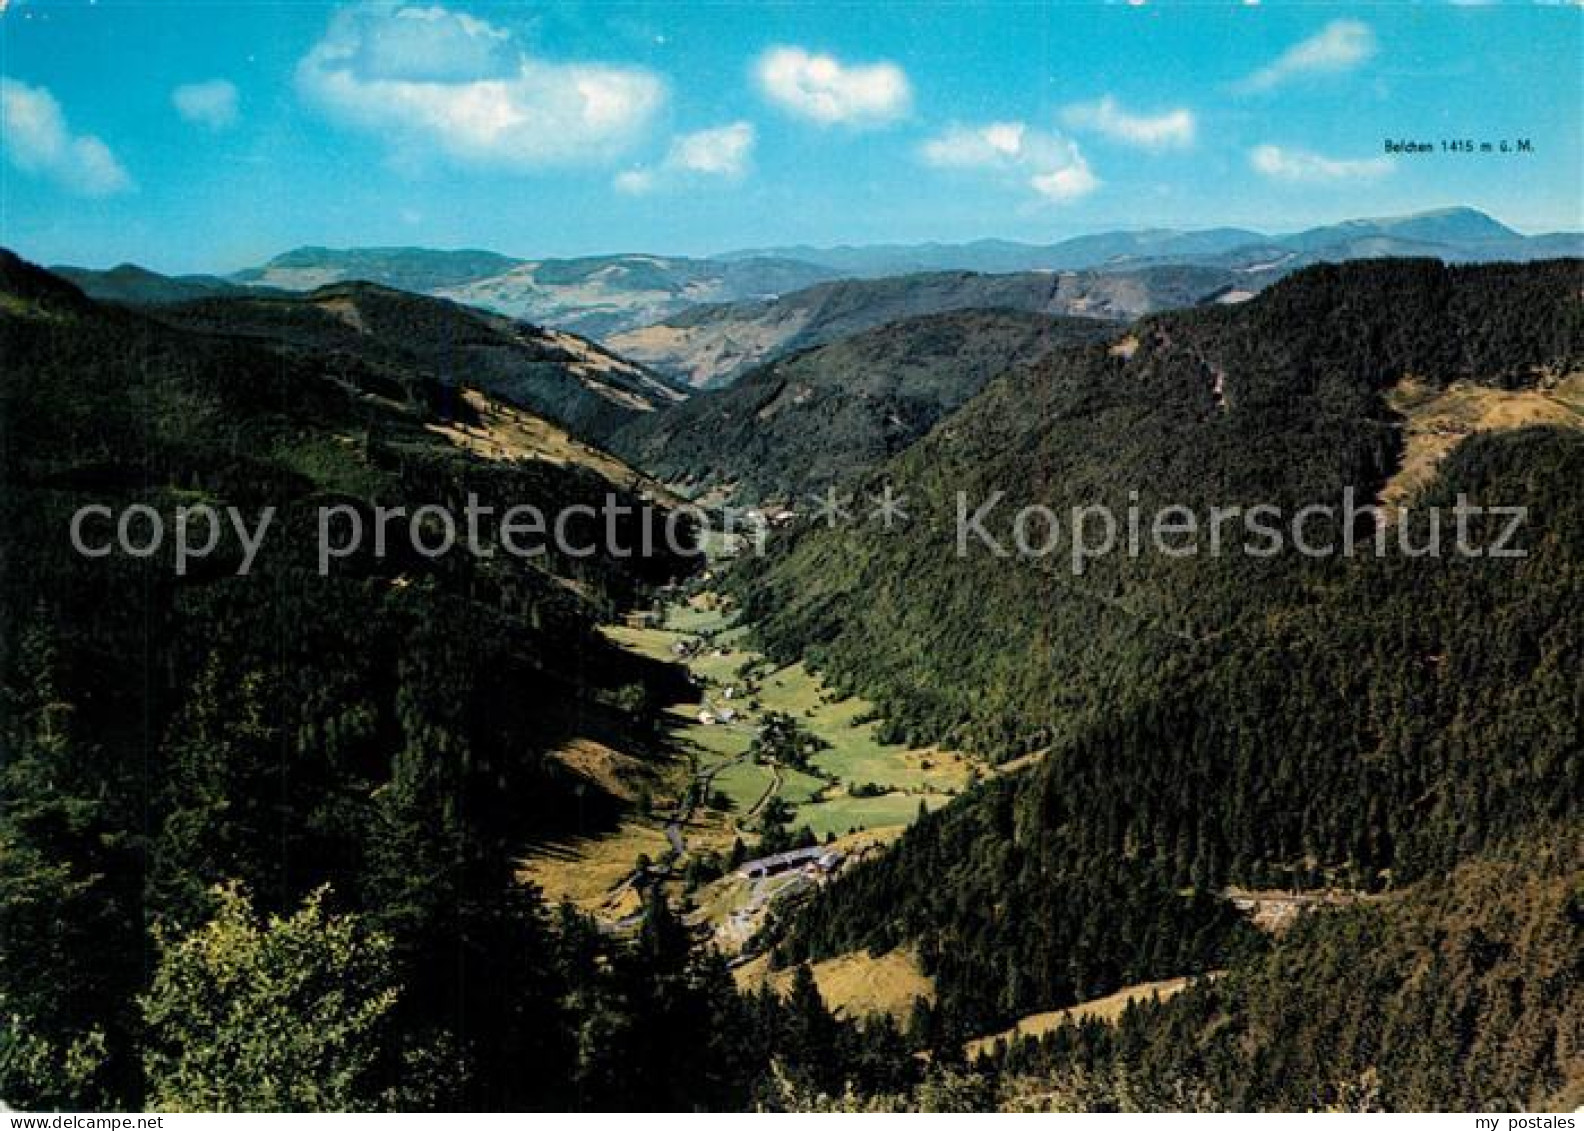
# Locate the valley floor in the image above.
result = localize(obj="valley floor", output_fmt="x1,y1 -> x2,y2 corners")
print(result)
519,588 -> 979,970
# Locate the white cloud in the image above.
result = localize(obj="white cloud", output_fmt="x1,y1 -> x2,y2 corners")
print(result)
668,121 -> 754,177
297,3 -> 665,170
615,121 -> 755,195
1249,144 -> 1392,183
1029,160 -> 1101,203
173,79 -> 239,130
1239,20 -> 1377,92
0,77 -> 131,196
921,121 -> 1028,168
1061,96 -> 1196,151
1061,96 -> 1196,152
613,169 -> 657,195
921,121 -> 1098,203
755,46 -> 910,127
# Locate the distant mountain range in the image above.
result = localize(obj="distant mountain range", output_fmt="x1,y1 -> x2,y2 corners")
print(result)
51,262 -> 270,305
720,227 -> 1269,277
52,209 -> 1582,380
230,249 -> 834,339
231,246 -> 523,293
723,207 -> 1581,277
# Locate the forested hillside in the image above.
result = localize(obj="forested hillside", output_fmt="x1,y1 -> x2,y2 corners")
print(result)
741,259 -> 1584,1035
737,259 -> 1582,755
790,835 -> 1582,1111
0,253 -> 918,1111
986,835 -> 1583,1112
607,264 -> 1235,386
152,282 -> 684,444
609,310 -> 1112,502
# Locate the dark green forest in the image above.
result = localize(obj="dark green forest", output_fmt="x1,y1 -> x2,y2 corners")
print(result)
626,262 -> 1238,386
741,259 -> 1583,1060
610,308 -> 1112,502
979,835 -> 1582,1112
0,253 -> 917,1110
786,834 -> 1580,1111
736,258 -> 1583,757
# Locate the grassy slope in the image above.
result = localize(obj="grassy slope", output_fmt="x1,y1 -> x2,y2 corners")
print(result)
735,947 -> 937,1022
1380,371 -> 1584,508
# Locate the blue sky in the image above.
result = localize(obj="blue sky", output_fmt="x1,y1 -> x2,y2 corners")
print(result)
1,1 -> 1579,273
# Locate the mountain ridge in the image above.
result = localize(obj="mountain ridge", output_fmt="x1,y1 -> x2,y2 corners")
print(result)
606,264 -> 1241,387
228,248 -> 837,340
149,279 -> 686,445
608,308 -> 1115,502
717,207 -> 1568,276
